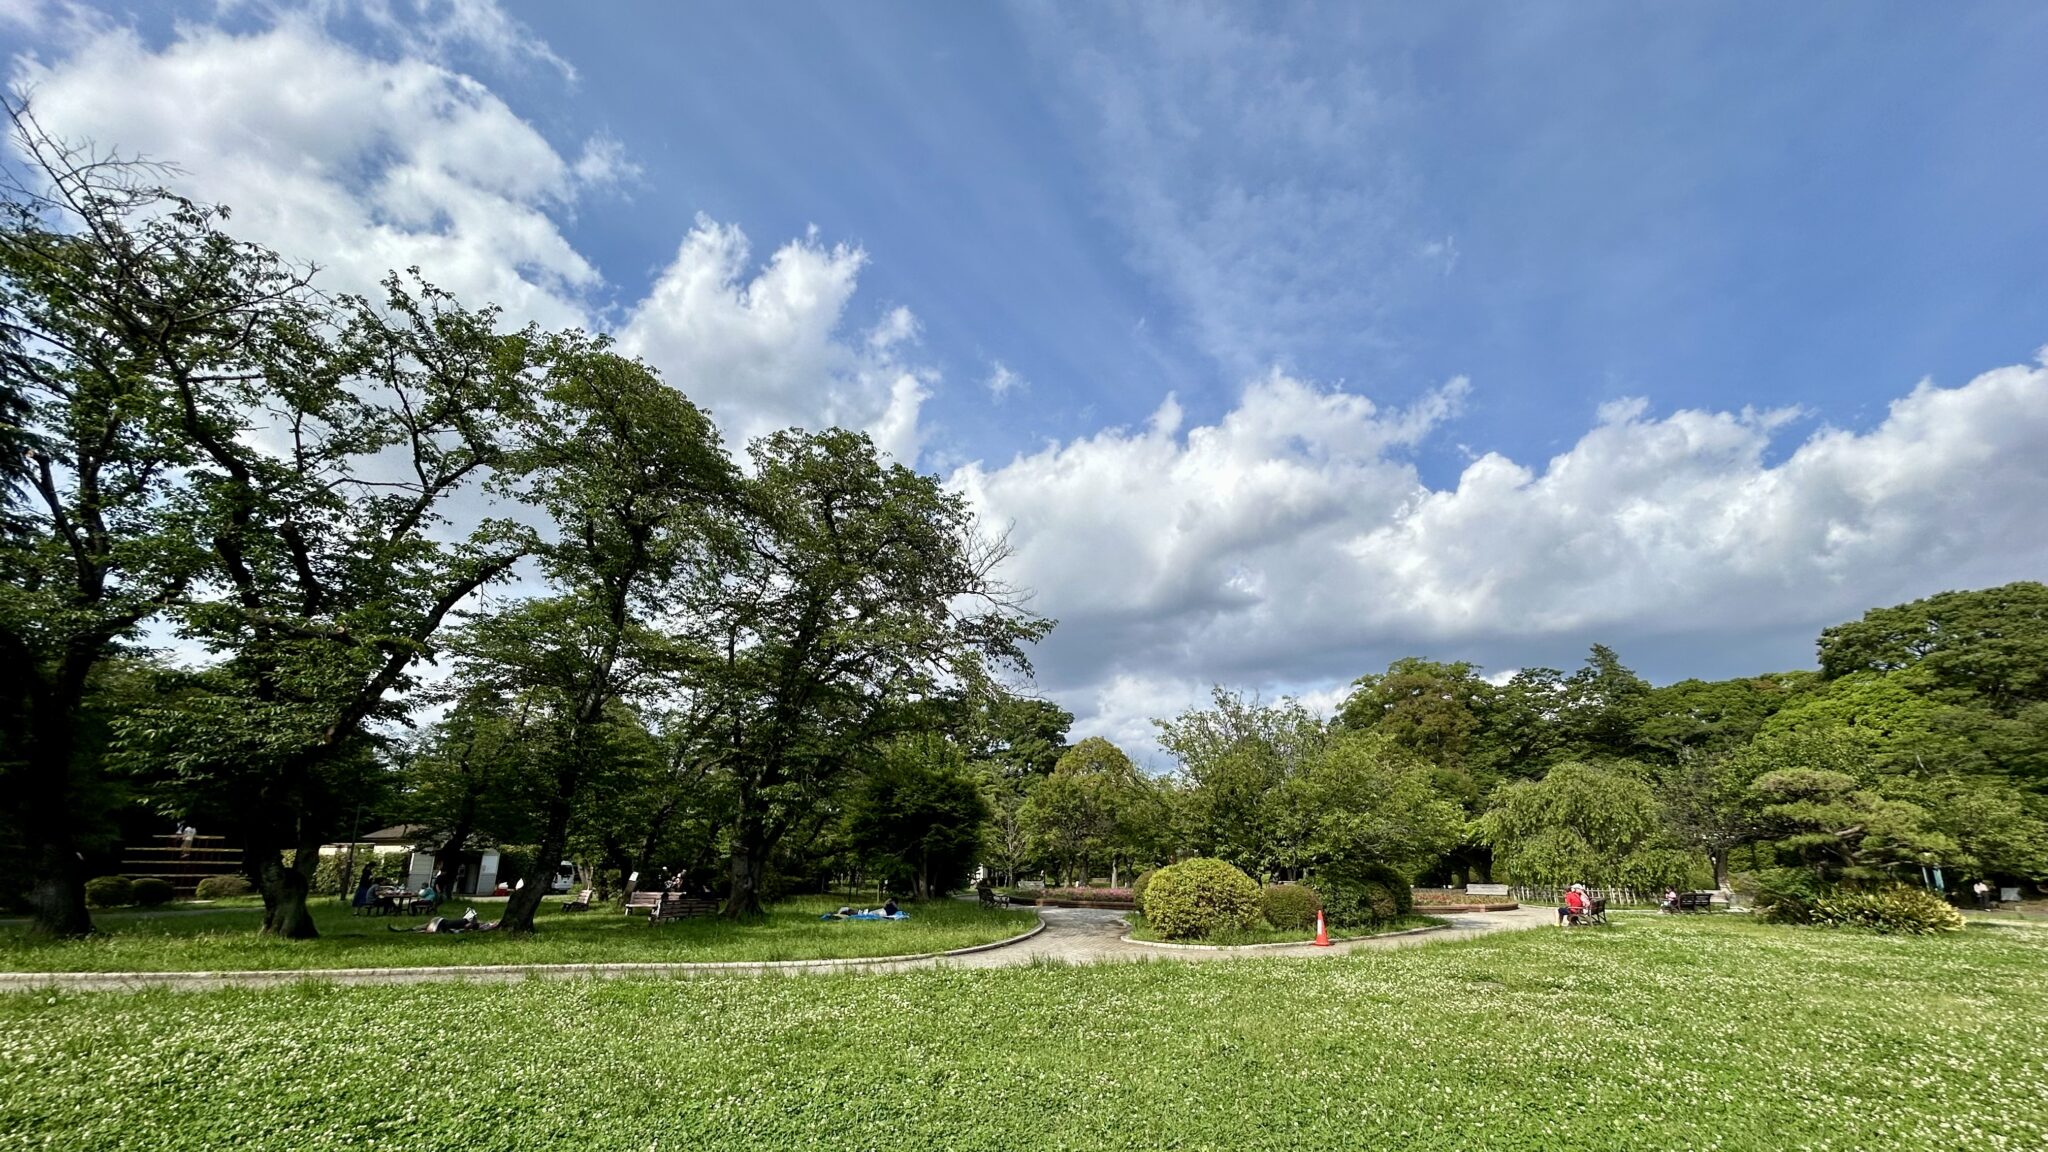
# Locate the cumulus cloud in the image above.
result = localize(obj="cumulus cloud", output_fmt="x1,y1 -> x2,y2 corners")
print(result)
11,14 -> 602,328
617,217 -> 934,462
8,4 -> 929,461
958,356 -> 2048,759
985,361 -> 1026,400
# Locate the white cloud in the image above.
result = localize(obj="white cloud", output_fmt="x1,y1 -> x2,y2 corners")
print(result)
11,14 -> 601,328
617,216 -> 934,462
959,356 -> 2048,761
10,5 -> 928,462
984,361 -> 1025,400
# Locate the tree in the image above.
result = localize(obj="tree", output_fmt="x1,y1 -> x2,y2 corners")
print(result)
486,341 -> 731,934
1283,730 -> 1466,879
1818,581 -> 2048,712
0,107 -> 267,936
1560,645 -> 1652,758
1158,688 -> 1326,878
676,429 -> 1048,917
844,734 -> 989,898
1336,658 -> 1490,767
1479,761 -> 1685,891
1019,736 -> 1165,886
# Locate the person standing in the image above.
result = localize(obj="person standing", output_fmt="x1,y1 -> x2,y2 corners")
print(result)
1972,879 -> 1991,911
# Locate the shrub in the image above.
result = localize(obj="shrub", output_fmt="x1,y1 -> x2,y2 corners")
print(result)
1141,858 -> 1261,941
194,874 -> 254,900
1752,868 -> 1827,924
131,877 -> 175,907
1309,862 -> 1414,928
83,875 -> 135,908
1260,883 -> 1322,932
1130,869 -> 1157,909
1808,887 -> 1966,935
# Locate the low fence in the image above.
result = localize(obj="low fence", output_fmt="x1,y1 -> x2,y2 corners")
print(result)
1508,885 -> 1684,908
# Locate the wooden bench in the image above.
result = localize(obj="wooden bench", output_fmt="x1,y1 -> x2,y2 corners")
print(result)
561,888 -> 593,912
1677,891 -> 1716,913
625,890 -> 718,924
977,887 -> 1011,909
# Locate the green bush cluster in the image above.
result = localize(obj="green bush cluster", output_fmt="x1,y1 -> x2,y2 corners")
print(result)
83,875 -> 134,908
1140,858 -> 1261,940
193,874 -> 254,900
1810,887 -> 1966,935
1308,862 -> 1414,928
1130,868 -> 1157,909
1259,883 -> 1322,932
130,878 -> 175,907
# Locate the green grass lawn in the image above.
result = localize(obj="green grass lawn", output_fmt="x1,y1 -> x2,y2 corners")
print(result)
2,917 -> 2044,1151
1123,912 -> 1443,945
0,895 -> 1035,972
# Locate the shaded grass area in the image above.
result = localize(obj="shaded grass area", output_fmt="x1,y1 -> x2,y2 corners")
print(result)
0,896 -> 1035,972
1123,912 -> 1443,945
3,918 -> 2045,1150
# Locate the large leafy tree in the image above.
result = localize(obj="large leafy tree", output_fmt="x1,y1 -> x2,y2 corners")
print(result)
1157,688 -> 1326,878
1818,581 -> 2048,712
126,269 -> 544,938
0,108 -> 279,935
676,429 -> 1048,917
844,733 -> 989,898
1281,730 -> 1466,879
479,341 -> 731,934
1019,736 -> 1165,886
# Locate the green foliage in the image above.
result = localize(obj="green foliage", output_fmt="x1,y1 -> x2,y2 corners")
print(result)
1020,737 -> 1167,885
193,875 -> 254,900
1259,883 -> 1322,932
130,878 -> 175,907
1818,582 -> 2048,712
1140,857 -> 1261,940
1157,689 -> 1328,878
1337,658 -> 1489,767
1479,761 -> 1678,889
1280,729 -> 1467,879
1309,861 -> 1413,927
1805,887 -> 1967,935
844,735 -> 990,897
1130,868 -> 1157,909
82,876 -> 133,908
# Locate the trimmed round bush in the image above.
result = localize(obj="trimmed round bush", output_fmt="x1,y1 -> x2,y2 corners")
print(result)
1260,883 -> 1322,932
1309,861 -> 1414,927
131,877 -> 175,907
84,875 -> 135,908
1141,857 -> 1261,941
194,874 -> 254,900
1130,868 -> 1157,910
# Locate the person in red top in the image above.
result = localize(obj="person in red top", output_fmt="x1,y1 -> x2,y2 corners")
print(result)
1560,884 -> 1587,926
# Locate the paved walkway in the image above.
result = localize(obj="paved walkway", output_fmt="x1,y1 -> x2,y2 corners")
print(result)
0,906 -> 1556,993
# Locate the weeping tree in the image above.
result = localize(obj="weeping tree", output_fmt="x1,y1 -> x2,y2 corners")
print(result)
674,429 -> 1050,918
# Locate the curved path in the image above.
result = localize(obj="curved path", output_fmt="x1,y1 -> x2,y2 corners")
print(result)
0,906 -> 1555,993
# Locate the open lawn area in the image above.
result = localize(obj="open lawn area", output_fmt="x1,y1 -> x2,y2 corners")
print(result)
0,897 -> 1035,973
3,916 -> 2044,1151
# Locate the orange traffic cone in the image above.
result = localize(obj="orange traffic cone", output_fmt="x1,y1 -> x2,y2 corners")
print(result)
1313,909 -> 1331,947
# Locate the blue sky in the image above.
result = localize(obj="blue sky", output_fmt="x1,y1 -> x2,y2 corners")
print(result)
7,1 -> 2048,753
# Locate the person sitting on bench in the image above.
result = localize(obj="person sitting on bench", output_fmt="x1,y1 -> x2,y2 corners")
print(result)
1560,884 -> 1586,925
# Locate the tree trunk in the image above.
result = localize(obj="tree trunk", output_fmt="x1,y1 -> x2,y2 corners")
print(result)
16,661 -> 96,939
256,842 -> 319,939
502,793 -> 574,935
1711,849 -> 1730,891
25,825 -> 94,939
723,808 -> 770,918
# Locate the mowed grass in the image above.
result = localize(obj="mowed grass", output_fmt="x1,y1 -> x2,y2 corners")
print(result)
3,917 -> 2045,1151
0,896 -> 1035,972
